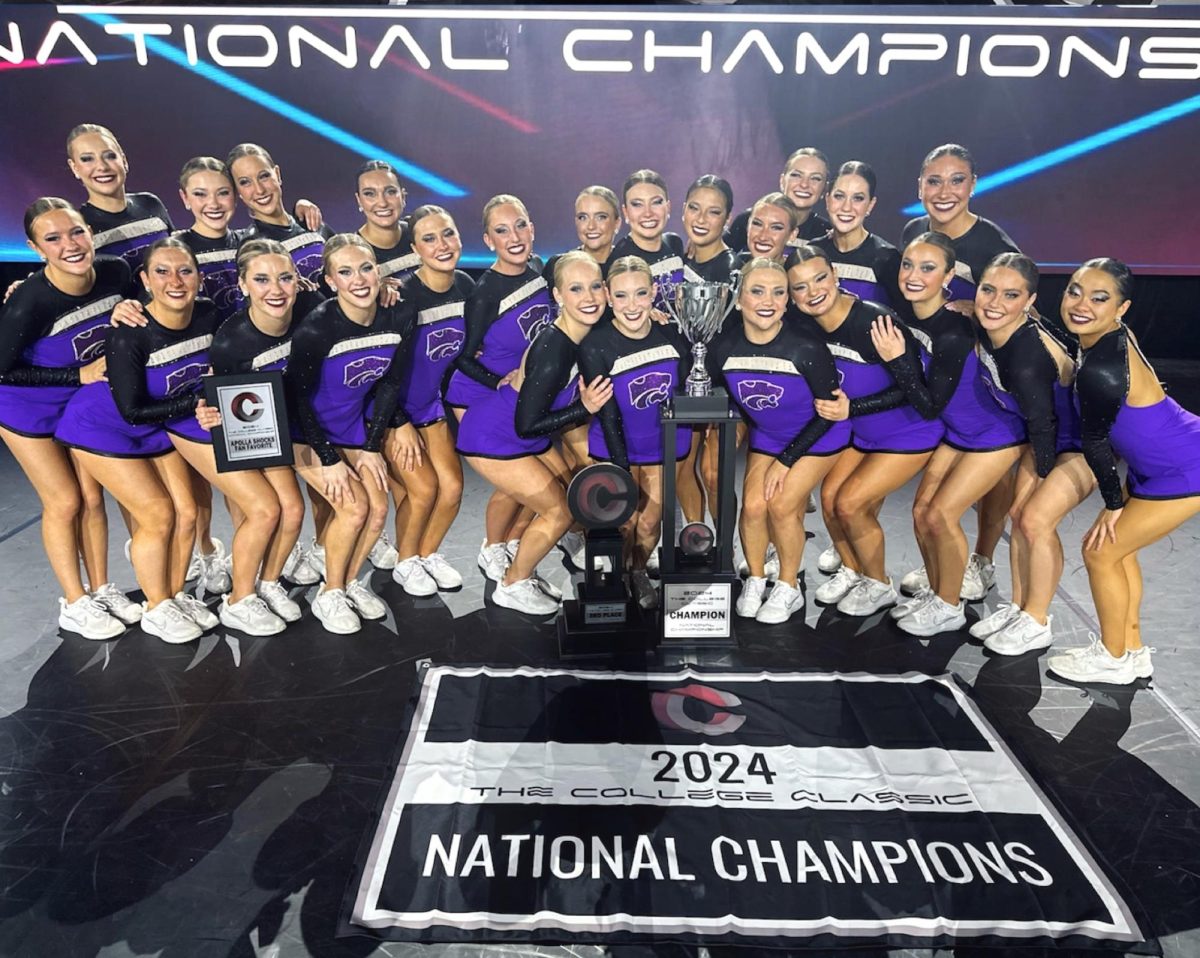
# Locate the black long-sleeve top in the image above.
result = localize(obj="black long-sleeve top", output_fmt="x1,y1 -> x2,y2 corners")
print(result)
883,306 -> 976,420
515,323 -> 588,439
978,321 -> 1060,478
1076,325 -> 1133,510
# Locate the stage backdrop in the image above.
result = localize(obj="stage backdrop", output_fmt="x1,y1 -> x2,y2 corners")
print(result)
1,5 -> 1198,271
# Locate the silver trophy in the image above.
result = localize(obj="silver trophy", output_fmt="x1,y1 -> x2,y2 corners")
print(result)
660,278 -> 741,397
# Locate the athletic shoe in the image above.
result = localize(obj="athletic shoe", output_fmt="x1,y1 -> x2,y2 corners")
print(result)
817,545 -> 842,575
896,595 -> 966,637
421,553 -> 463,590
899,565 -> 929,595
985,611 -> 1053,656
492,577 -> 559,615
58,595 -> 125,640
961,553 -> 995,602
346,579 -> 388,620
631,569 -> 658,610
198,538 -> 232,595
368,533 -> 399,570
890,586 -> 933,620
477,540 -> 509,583
736,576 -> 769,618
282,542 -> 322,586
174,592 -> 220,630
256,579 -> 302,623
185,547 -> 202,581
969,602 -> 1021,639
140,599 -> 202,644
560,531 -> 586,570
392,556 -> 438,597
307,539 -> 327,578
836,576 -> 898,616
505,538 -> 521,562
764,543 -> 780,581
1130,646 -> 1156,679
534,573 -> 563,601
806,492 -> 818,514
814,566 -> 860,605
646,548 -> 660,577
1047,635 -> 1138,685
220,594 -> 286,636
756,580 -> 804,625
91,582 -> 143,625
311,587 -> 361,635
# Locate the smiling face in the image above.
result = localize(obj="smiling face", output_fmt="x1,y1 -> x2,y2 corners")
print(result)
142,247 -> 200,312
739,267 -> 788,335
356,169 -> 406,230
180,170 -> 236,236
239,252 -> 297,322
230,154 -> 285,220
574,195 -> 619,253
606,269 -> 655,337
484,203 -> 535,272
623,183 -> 670,245
412,212 -> 462,273
682,186 -> 730,251
68,132 -> 128,201
325,245 -> 380,310
787,256 -> 839,318
1061,266 -> 1130,341
746,202 -> 797,261
779,156 -> 828,214
28,208 -> 95,278
975,265 -> 1035,335
826,173 -> 876,237
918,154 -> 976,230
899,241 -> 953,307
554,259 -> 605,327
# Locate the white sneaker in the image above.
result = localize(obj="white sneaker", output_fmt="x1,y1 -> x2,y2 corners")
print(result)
1047,634 -> 1138,685
806,492 -> 818,514
392,556 -> 437,597
492,577 -> 559,615
764,543 -> 780,581
632,569 -> 658,610
174,591 -> 220,630
58,594 -> 125,640
534,573 -> 563,601
505,538 -> 521,562
256,579 -> 302,623
199,538 -> 232,595
307,539 -> 327,578
346,579 -> 388,620
185,548 -> 202,581
141,599 -> 202,644
817,546 -> 843,575
836,576 -> 898,616
477,540 -> 509,583
560,530 -> 586,570
900,564 -> 929,595
985,611 -> 1053,656
421,553 -> 463,590
282,542 -> 322,586
896,595 -> 966,637
91,582 -> 143,625
646,549 -> 660,577
814,566 -> 860,605
368,533 -> 399,570
890,586 -> 933,620
1130,646 -> 1155,679
961,553 -> 995,602
970,602 -> 1021,639
311,587 -> 361,634
756,580 -> 804,624
220,594 -> 286,636
736,576 -> 769,617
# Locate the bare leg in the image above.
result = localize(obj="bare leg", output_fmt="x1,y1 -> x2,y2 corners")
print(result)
911,445 -> 961,589
974,465 -> 1016,561
291,445 -> 369,592
71,454 -> 109,588
819,448 -> 863,571
765,454 -> 841,586
416,422 -> 463,557
149,452 -> 199,596
341,448 -> 391,582
261,466 -> 305,582
834,451 -> 932,582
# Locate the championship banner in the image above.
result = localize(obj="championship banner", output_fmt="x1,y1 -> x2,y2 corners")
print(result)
350,666 -> 1143,949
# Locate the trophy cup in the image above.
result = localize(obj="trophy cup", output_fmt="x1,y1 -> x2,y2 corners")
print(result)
657,278 -> 742,647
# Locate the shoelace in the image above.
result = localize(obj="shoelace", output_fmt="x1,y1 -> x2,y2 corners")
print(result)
321,590 -> 354,616
160,602 -> 193,626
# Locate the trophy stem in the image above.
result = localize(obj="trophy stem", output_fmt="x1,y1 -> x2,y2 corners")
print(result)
686,342 -> 712,397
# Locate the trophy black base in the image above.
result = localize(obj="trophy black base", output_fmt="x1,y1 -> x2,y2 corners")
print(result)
557,596 -> 653,660
659,563 -> 741,650
674,392 -> 735,421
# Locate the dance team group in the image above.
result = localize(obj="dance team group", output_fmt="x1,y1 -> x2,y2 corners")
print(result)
3,126 -> 1199,687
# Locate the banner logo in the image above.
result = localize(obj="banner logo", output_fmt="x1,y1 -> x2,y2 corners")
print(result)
651,683 -> 746,736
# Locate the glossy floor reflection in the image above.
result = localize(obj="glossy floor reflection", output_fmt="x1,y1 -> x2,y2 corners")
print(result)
0,449 -> 1198,957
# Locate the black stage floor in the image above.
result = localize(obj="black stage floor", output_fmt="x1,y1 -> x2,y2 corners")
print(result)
1,452 -> 1199,957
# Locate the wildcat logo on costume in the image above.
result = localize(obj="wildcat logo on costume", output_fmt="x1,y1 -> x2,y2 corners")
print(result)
650,683 -> 747,736
736,379 -> 785,411
628,371 -> 673,410
426,327 -> 465,361
516,304 -> 553,342
165,362 -> 207,395
344,355 -> 392,388
72,325 -> 107,363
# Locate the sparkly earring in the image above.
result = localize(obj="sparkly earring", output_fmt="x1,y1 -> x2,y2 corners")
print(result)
942,284 -> 952,299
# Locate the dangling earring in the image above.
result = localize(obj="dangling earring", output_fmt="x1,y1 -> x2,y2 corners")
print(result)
942,284 -> 952,300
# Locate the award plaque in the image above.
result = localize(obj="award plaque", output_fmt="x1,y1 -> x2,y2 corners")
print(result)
205,371 -> 293,472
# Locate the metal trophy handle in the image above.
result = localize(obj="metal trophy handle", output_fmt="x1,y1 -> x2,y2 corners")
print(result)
661,276 -> 742,397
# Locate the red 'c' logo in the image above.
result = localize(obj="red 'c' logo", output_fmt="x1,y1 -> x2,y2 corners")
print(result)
650,684 -> 746,736
231,391 -> 265,422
